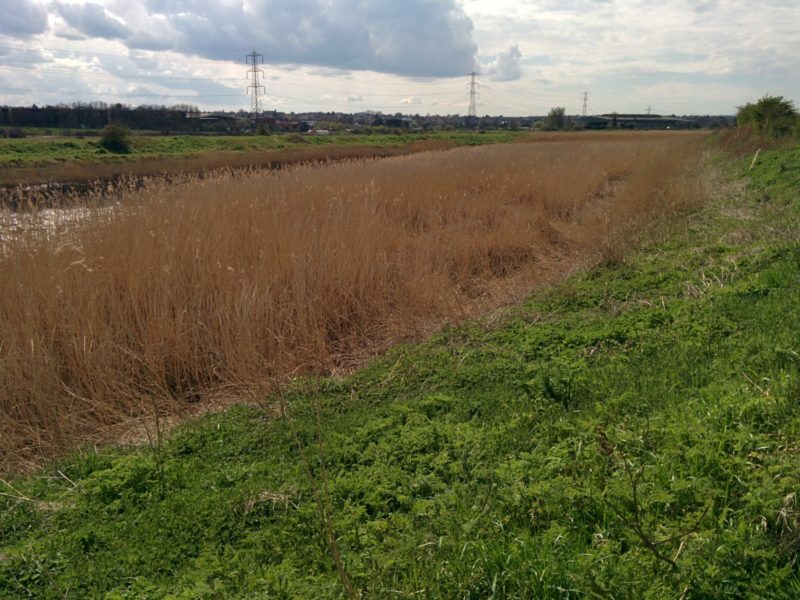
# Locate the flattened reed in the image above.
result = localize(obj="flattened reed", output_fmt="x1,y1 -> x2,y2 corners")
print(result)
0,133 -> 707,469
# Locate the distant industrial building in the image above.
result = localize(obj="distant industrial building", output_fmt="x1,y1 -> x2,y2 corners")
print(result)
576,114 -> 698,130
184,111 -> 239,122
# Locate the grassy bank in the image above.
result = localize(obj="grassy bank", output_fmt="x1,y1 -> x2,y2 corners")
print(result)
1,141 -> 799,598
0,130 -> 693,187
0,131 -> 531,167
0,131 -> 529,187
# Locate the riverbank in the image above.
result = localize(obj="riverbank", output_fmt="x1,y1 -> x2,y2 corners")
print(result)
0,130 -> 518,187
1,139 -> 798,596
0,130 -> 701,188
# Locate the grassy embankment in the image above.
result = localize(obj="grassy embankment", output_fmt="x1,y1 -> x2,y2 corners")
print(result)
0,131 -> 530,166
0,130 -> 527,186
0,130 -> 688,187
2,139 -> 799,597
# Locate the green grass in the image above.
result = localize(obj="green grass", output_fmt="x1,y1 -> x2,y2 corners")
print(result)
0,131 -> 528,167
1,143 -> 800,598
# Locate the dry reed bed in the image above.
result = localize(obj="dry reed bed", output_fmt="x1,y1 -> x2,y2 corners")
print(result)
0,134 -> 706,469
0,140 -> 452,188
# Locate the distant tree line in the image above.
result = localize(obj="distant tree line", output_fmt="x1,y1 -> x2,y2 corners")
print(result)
0,103 -> 243,133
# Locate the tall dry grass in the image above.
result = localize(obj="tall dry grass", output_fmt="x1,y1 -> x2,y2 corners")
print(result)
0,140 -> 453,188
0,133 -> 707,470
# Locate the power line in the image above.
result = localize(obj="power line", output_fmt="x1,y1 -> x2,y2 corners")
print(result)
0,81 -> 450,110
280,68 -> 466,89
480,84 -> 563,105
0,64 -> 465,103
265,78 -> 462,98
0,43 -> 243,65
480,85 -> 525,103
0,63 -> 244,83
0,42 -> 473,94
0,45 -> 474,110
264,92 -> 445,110
1,89 -> 244,99
0,48 -> 506,113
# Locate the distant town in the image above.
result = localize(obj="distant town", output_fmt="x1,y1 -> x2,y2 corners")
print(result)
0,103 -> 735,136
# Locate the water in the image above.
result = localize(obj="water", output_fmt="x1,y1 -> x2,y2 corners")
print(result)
0,203 -> 118,251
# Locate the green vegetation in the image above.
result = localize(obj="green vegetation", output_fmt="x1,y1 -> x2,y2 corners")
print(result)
545,106 -> 567,130
1,127 -> 26,139
100,123 -> 133,154
737,95 -> 799,138
2,142 -> 800,598
0,130 -> 528,167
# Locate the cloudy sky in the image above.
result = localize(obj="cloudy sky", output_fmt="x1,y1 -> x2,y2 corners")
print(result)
0,0 -> 798,116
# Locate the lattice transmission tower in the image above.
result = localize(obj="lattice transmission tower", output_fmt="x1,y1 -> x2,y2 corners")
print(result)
582,91 -> 589,117
246,50 -> 265,118
465,71 -> 480,129
467,71 -> 479,119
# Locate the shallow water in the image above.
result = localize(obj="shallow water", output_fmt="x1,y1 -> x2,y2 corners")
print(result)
0,203 -> 118,251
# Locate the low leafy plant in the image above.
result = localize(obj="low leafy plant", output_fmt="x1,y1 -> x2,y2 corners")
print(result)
100,123 -> 132,153
737,95 -> 799,137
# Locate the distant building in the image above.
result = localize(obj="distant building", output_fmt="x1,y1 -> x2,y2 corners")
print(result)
575,114 -> 698,130
185,111 -> 239,122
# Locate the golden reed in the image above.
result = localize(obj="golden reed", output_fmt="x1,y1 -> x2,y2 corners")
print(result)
0,132 -> 707,470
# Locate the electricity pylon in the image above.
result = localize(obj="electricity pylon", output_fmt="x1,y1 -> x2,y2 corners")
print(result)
246,50 -> 265,118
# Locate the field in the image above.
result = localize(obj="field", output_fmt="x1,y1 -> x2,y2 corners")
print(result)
0,130 -> 528,187
3,132 -> 799,597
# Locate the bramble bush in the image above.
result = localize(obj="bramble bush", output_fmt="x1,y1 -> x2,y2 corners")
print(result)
737,95 -> 799,137
100,123 -> 132,153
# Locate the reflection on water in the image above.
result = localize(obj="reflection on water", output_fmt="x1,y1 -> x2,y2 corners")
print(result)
0,204 -> 118,251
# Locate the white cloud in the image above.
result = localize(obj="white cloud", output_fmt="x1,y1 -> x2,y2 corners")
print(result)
0,0 -> 48,36
55,2 -> 131,40
463,0 -> 800,113
0,0 -> 798,115
112,0 -> 478,78
486,45 -> 523,82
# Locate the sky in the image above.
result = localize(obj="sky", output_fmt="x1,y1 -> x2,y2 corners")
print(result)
0,0 -> 798,116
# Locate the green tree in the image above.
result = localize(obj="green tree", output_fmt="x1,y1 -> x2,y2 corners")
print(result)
545,107 -> 567,130
737,95 -> 798,137
100,123 -> 132,153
